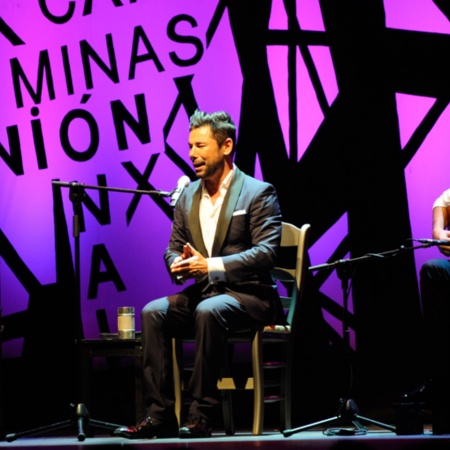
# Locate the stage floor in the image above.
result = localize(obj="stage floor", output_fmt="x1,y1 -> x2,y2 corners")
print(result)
1,424 -> 449,450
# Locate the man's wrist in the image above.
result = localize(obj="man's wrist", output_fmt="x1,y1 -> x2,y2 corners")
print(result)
207,257 -> 227,283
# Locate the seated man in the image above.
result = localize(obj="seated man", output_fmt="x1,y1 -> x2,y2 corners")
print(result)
413,188 -> 450,434
115,109 -> 285,439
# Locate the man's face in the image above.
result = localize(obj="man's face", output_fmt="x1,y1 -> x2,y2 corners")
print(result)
188,125 -> 229,180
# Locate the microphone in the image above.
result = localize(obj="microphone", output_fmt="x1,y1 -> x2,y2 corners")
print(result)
170,175 -> 190,207
416,239 -> 450,246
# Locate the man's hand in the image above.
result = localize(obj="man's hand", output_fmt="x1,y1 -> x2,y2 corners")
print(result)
432,207 -> 450,257
438,239 -> 450,257
170,243 -> 208,279
434,230 -> 450,257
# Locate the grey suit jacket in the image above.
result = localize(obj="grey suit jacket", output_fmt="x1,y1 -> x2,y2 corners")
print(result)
164,166 -> 284,324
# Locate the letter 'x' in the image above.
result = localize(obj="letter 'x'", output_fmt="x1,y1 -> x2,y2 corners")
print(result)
122,153 -> 174,224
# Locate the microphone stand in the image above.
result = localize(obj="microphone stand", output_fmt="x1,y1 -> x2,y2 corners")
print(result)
5,180 -> 173,442
56,180 -> 173,198
283,242 -> 431,437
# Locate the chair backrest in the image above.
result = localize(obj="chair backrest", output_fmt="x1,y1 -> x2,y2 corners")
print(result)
271,222 -> 311,327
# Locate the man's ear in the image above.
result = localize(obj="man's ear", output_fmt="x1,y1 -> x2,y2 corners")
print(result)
222,137 -> 233,156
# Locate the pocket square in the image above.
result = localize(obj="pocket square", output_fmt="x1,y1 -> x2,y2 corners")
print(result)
233,209 -> 247,216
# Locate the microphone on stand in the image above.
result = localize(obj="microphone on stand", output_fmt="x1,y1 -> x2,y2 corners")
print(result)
170,175 -> 190,207
416,239 -> 450,246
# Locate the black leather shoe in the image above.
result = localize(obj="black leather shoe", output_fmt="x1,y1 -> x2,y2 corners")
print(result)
179,415 -> 212,438
114,417 -> 178,439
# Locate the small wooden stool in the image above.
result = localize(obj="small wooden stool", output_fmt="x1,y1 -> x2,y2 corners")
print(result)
79,336 -> 143,424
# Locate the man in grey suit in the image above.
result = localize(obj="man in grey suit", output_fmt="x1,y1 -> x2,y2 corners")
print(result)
115,109 -> 284,439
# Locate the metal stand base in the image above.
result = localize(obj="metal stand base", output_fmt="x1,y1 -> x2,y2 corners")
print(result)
5,403 -> 123,442
283,398 -> 396,437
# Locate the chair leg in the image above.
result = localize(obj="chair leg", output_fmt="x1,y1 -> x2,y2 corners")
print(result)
283,346 -> 292,431
251,331 -> 263,435
221,343 -> 235,435
172,338 -> 183,427
221,390 -> 235,435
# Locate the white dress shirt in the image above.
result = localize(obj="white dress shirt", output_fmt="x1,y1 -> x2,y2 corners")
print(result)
199,167 -> 234,283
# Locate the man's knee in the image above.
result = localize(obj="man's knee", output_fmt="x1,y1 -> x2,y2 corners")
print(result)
142,298 -> 169,325
422,259 -> 450,276
195,302 -> 215,319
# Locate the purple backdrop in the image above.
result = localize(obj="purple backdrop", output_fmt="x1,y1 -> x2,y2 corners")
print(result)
1,0 -> 449,360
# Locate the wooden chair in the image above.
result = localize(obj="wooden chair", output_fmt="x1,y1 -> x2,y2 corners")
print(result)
172,222 -> 311,435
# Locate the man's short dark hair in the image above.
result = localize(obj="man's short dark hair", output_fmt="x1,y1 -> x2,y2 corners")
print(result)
189,109 -> 236,149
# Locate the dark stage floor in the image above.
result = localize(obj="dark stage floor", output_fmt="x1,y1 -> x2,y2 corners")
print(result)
1,424 -> 450,450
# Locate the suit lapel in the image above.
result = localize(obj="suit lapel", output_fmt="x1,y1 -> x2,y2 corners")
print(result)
188,183 -> 209,257
211,167 -> 245,256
